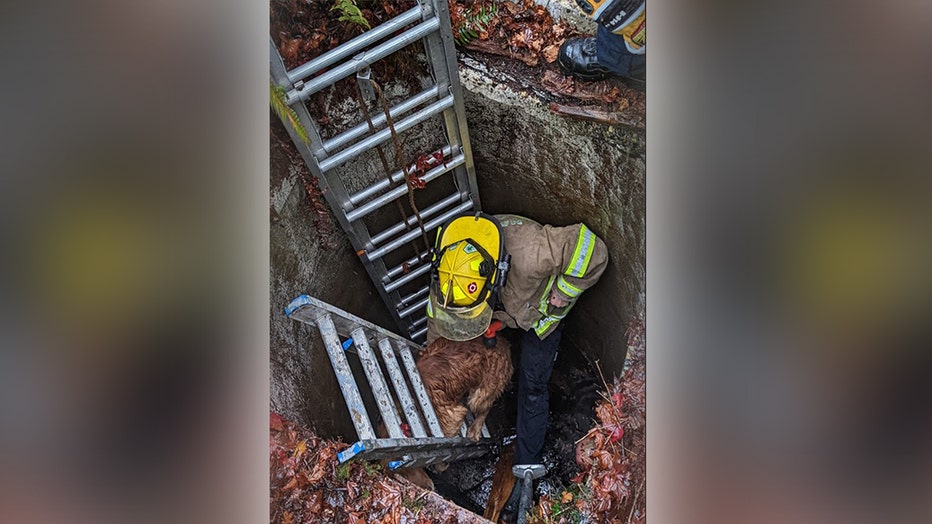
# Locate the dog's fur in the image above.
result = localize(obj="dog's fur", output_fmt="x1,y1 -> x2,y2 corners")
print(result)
417,336 -> 513,441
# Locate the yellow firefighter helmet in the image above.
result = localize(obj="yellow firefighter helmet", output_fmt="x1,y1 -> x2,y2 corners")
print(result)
428,213 -> 505,341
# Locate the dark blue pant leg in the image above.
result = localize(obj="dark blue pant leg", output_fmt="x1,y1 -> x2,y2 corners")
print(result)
514,323 -> 563,465
595,24 -> 646,79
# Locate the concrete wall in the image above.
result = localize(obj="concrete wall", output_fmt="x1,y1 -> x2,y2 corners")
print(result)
460,66 -> 645,376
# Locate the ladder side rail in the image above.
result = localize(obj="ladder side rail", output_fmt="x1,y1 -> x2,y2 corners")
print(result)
420,0 -> 481,207
286,295 -> 419,352
315,314 -> 377,441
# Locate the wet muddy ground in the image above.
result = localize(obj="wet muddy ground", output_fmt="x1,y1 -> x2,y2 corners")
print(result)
428,330 -> 606,513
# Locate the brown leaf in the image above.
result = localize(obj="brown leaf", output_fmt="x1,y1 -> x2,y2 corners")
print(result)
542,44 -> 560,64
270,412 -> 285,432
541,70 -> 574,94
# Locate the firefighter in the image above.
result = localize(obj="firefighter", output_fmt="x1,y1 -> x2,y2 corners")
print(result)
558,0 -> 645,82
426,212 -> 609,519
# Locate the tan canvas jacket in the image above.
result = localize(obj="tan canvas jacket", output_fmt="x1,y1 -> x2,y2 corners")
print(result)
425,214 -> 608,343
490,214 -> 609,339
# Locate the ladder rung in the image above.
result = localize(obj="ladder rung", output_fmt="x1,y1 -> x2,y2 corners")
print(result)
377,338 -> 428,438
395,341 -> 445,437
350,329 -> 404,439
365,198 -> 473,261
398,297 -> 428,319
370,192 -> 463,246
388,252 -> 430,280
384,263 -> 431,293
411,325 -> 428,341
410,314 -> 428,329
346,152 -> 465,222
316,314 -> 376,440
287,16 -> 441,103
286,6 -> 424,84
320,94 -> 455,173
349,146 -> 454,206
324,86 -> 442,154
397,285 -> 429,310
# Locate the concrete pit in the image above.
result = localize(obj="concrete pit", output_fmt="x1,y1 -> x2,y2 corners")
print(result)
270,13 -> 644,515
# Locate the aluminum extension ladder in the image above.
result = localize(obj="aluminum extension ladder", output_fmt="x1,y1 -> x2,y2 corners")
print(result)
287,294 -> 493,469
270,0 -> 481,344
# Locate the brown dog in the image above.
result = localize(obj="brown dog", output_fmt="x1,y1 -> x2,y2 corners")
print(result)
417,336 -> 513,441
375,336 -> 512,491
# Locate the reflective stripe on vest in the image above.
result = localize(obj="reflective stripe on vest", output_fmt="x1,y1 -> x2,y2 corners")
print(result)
556,275 -> 583,298
565,225 -> 596,278
534,275 -> 571,337
534,315 -> 562,338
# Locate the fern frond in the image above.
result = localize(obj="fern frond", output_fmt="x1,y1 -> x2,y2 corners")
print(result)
331,0 -> 371,30
454,1 -> 499,46
270,81 -> 310,144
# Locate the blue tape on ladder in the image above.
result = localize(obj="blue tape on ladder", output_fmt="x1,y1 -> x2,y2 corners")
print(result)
337,441 -> 366,463
388,461 -> 404,470
285,295 -> 313,316
341,338 -> 354,351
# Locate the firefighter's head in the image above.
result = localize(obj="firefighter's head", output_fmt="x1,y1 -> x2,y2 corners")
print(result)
428,213 -> 504,341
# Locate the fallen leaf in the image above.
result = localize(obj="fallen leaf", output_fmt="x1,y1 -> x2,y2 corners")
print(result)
293,440 -> 307,459
271,412 -> 285,432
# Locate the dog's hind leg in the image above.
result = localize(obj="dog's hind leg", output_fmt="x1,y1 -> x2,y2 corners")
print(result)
434,402 -> 469,438
465,387 -> 496,441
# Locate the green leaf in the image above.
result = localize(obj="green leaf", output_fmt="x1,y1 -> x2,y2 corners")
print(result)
330,0 -> 371,29
270,81 -> 310,144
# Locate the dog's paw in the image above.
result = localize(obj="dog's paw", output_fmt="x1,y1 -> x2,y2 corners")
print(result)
466,426 -> 482,442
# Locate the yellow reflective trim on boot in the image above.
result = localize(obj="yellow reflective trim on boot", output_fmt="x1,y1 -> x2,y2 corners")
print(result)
566,225 -> 596,278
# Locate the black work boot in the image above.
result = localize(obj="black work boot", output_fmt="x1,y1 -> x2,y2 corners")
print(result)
557,37 -> 612,81
499,482 -> 523,524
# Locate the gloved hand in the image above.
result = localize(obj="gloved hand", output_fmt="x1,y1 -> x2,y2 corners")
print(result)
572,0 -> 643,35
483,319 -> 504,348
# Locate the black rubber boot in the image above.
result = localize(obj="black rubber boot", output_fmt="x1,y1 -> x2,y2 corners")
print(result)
499,481 -> 523,524
557,37 -> 613,81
